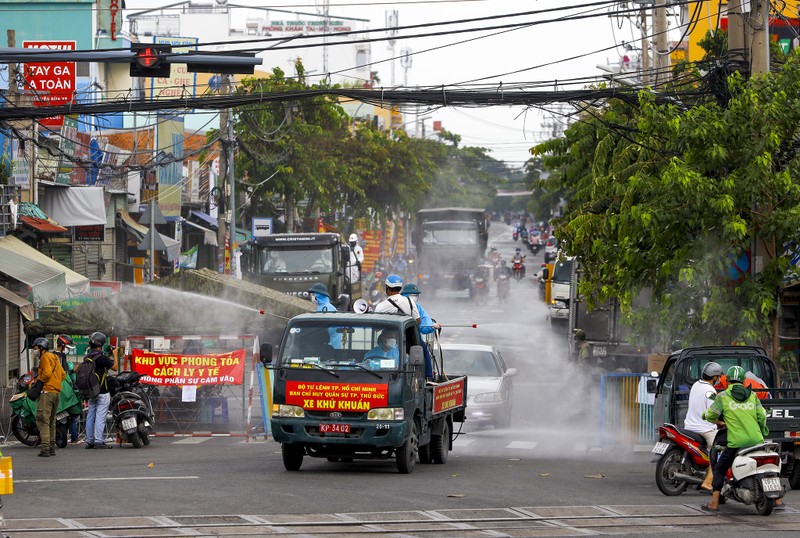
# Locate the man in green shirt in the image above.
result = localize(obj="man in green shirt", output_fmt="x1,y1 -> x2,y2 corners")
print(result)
701,365 -> 769,512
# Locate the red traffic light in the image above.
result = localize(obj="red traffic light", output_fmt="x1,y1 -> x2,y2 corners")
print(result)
136,47 -> 159,68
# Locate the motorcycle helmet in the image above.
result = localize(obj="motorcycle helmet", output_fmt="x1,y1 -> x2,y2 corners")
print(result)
57,334 -> 76,351
385,273 -> 403,290
32,337 -> 50,351
701,361 -> 723,379
348,233 -> 358,245
726,365 -> 747,384
89,331 -> 107,347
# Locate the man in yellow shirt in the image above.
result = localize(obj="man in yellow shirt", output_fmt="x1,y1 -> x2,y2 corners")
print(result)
32,338 -> 65,458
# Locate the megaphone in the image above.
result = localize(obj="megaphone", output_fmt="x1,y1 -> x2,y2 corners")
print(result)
353,298 -> 371,314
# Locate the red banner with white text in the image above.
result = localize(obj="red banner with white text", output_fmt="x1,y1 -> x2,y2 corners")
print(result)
132,348 -> 246,385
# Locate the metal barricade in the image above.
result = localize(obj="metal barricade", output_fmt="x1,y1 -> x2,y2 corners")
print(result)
599,373 -> 656,446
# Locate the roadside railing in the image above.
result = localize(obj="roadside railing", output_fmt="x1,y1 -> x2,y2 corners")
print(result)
599,372 -> 656,446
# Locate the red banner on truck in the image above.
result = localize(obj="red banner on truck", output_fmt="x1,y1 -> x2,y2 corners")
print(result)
132,348 -> 246,385
432,377 -> 465,414
285,381 -> 389,411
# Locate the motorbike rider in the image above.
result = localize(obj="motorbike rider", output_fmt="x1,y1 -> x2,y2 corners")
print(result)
55,335 -> 80,444
32,337 -> 65,458
684,361 -> 724,491
84,332 -> 118,450
702,365 -> 772,512
495,259 -> 512,279
511,248 -> 526,277
347,233 -> 364,283
373,274 -> 420,324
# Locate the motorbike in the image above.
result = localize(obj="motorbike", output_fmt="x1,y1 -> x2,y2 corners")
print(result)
512,259 -> 525,280
496,273 -> 510,302
108,371 -> 155,448
652,423 -> 710,496
471,274 -> 489,305
9,370 -> 83,448
653,425 -> 785,515
512,229 -> 518,242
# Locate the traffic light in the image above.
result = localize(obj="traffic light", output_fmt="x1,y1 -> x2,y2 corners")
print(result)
130,43 -> 172,78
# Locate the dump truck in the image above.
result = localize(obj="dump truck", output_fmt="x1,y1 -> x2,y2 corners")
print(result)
412,207 -> 488,296
240,233 -> 360,310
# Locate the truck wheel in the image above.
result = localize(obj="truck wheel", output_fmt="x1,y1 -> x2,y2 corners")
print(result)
789,459 -> 800,490
282,444 -> 304,471
396,421 -> 419,474
419,443 -> 433,464
431,420 -> 450,464
654,447 -> 689,496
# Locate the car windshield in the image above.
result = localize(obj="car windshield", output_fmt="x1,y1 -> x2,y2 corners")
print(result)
552,260 -> 573,283
444,349 -> 501,377
422,226 -> 477,246
258,247 -> 333,274
280,321 -> 403,371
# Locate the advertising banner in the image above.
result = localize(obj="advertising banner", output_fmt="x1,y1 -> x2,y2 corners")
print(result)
132,348 -> 246,386
285,381 -> 389,411
22,41 -> 76,130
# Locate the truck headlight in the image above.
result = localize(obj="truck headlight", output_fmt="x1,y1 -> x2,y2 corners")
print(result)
474,392 -> 504,403
367,408 -> 404,420
272,404 -> 305,418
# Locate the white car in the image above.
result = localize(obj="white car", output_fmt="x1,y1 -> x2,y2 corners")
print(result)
440,343 -> 516,429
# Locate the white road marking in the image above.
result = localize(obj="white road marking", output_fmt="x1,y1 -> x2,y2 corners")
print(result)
506,441 -> 538,450
15,476 -> 199,483
174,437 -> 212,444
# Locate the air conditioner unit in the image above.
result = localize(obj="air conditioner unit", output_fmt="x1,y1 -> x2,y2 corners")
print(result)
37,305 -> 62,319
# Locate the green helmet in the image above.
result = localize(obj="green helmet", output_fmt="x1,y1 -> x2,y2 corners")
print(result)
727,365 -> 746,384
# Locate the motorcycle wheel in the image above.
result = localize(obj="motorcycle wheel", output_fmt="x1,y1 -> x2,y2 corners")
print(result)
55,422 -> 68,449
11,415 -> 40,447
129,431 -> 143,449
141,430 -> 151,446
655,447 -> 690,496
755,495 -> 774,516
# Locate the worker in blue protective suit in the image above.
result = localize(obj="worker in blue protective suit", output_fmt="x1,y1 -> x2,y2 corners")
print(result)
400,283 -> 439,379
308,283 -> 339,348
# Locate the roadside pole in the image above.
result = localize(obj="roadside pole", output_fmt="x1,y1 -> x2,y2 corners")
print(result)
227,91 -> 236,277
216,75 -> 229,273
653,0 -> 669,87
640,8 -> 650,86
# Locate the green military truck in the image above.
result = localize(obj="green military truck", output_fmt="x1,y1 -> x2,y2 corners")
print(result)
651,346 -> 800,489
240,233 -> 360,310
262,312 -> 467,474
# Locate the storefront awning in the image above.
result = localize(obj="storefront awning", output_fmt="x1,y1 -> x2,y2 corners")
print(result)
39,186 -> 106,227
0,242 -> 66,307
0,235 -> 90,299
19,216 -> 68,234
117,209 -> 148,240
0,285 -> 35,321
190,210 -> 218,230
184,220 -> 218,247
118,210 -> 181,262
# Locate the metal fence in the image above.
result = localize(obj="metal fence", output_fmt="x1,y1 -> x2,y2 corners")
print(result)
599,373 -> 657,446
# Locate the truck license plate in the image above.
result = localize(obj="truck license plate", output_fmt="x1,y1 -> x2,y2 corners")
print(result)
593,345 -> 607,357
121,417 -> 137,431
320,423 -> 350,434
651,442 -> 669,455
762,477 -> 782,492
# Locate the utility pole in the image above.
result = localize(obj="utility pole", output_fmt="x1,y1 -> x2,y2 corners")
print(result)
727,0 -> 746,68
322,0 -> 330,74
227,96 -> 236,277
653,0 -> 669,86
386,10 -> 398,86
216,75 -> 229,273
640,8 -> 650,86
749,0 -> 770,75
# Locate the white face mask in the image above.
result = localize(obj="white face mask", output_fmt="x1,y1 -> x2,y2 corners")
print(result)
385,338 -> 397,348
409,295 -> 418,304
32,349 -> 40,360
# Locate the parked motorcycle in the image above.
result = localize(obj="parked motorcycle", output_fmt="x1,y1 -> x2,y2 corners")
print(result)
9,370 -> 83,448
652,423 -> 710,496
108,371 -> 155,448
496,273 -> 510,302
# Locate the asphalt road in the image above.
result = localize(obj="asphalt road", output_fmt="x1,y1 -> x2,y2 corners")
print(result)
0,222 -> 797,536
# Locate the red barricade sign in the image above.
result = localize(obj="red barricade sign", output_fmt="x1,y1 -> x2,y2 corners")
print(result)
132,348 -> 246,385
285,381 -> 389,411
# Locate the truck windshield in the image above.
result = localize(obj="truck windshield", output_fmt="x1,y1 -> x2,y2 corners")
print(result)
552,260 -> 573,283
258,247 -> 333,274
422,227 -> 477,246
280,321 -> 404,371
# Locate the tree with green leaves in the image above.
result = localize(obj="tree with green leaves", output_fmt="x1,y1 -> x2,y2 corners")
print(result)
534,50 -> 800,357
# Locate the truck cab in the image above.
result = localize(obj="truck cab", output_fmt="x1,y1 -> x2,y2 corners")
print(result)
241,233 -> 360,309
264,312 -> 467,474
549,256 -> 573,325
